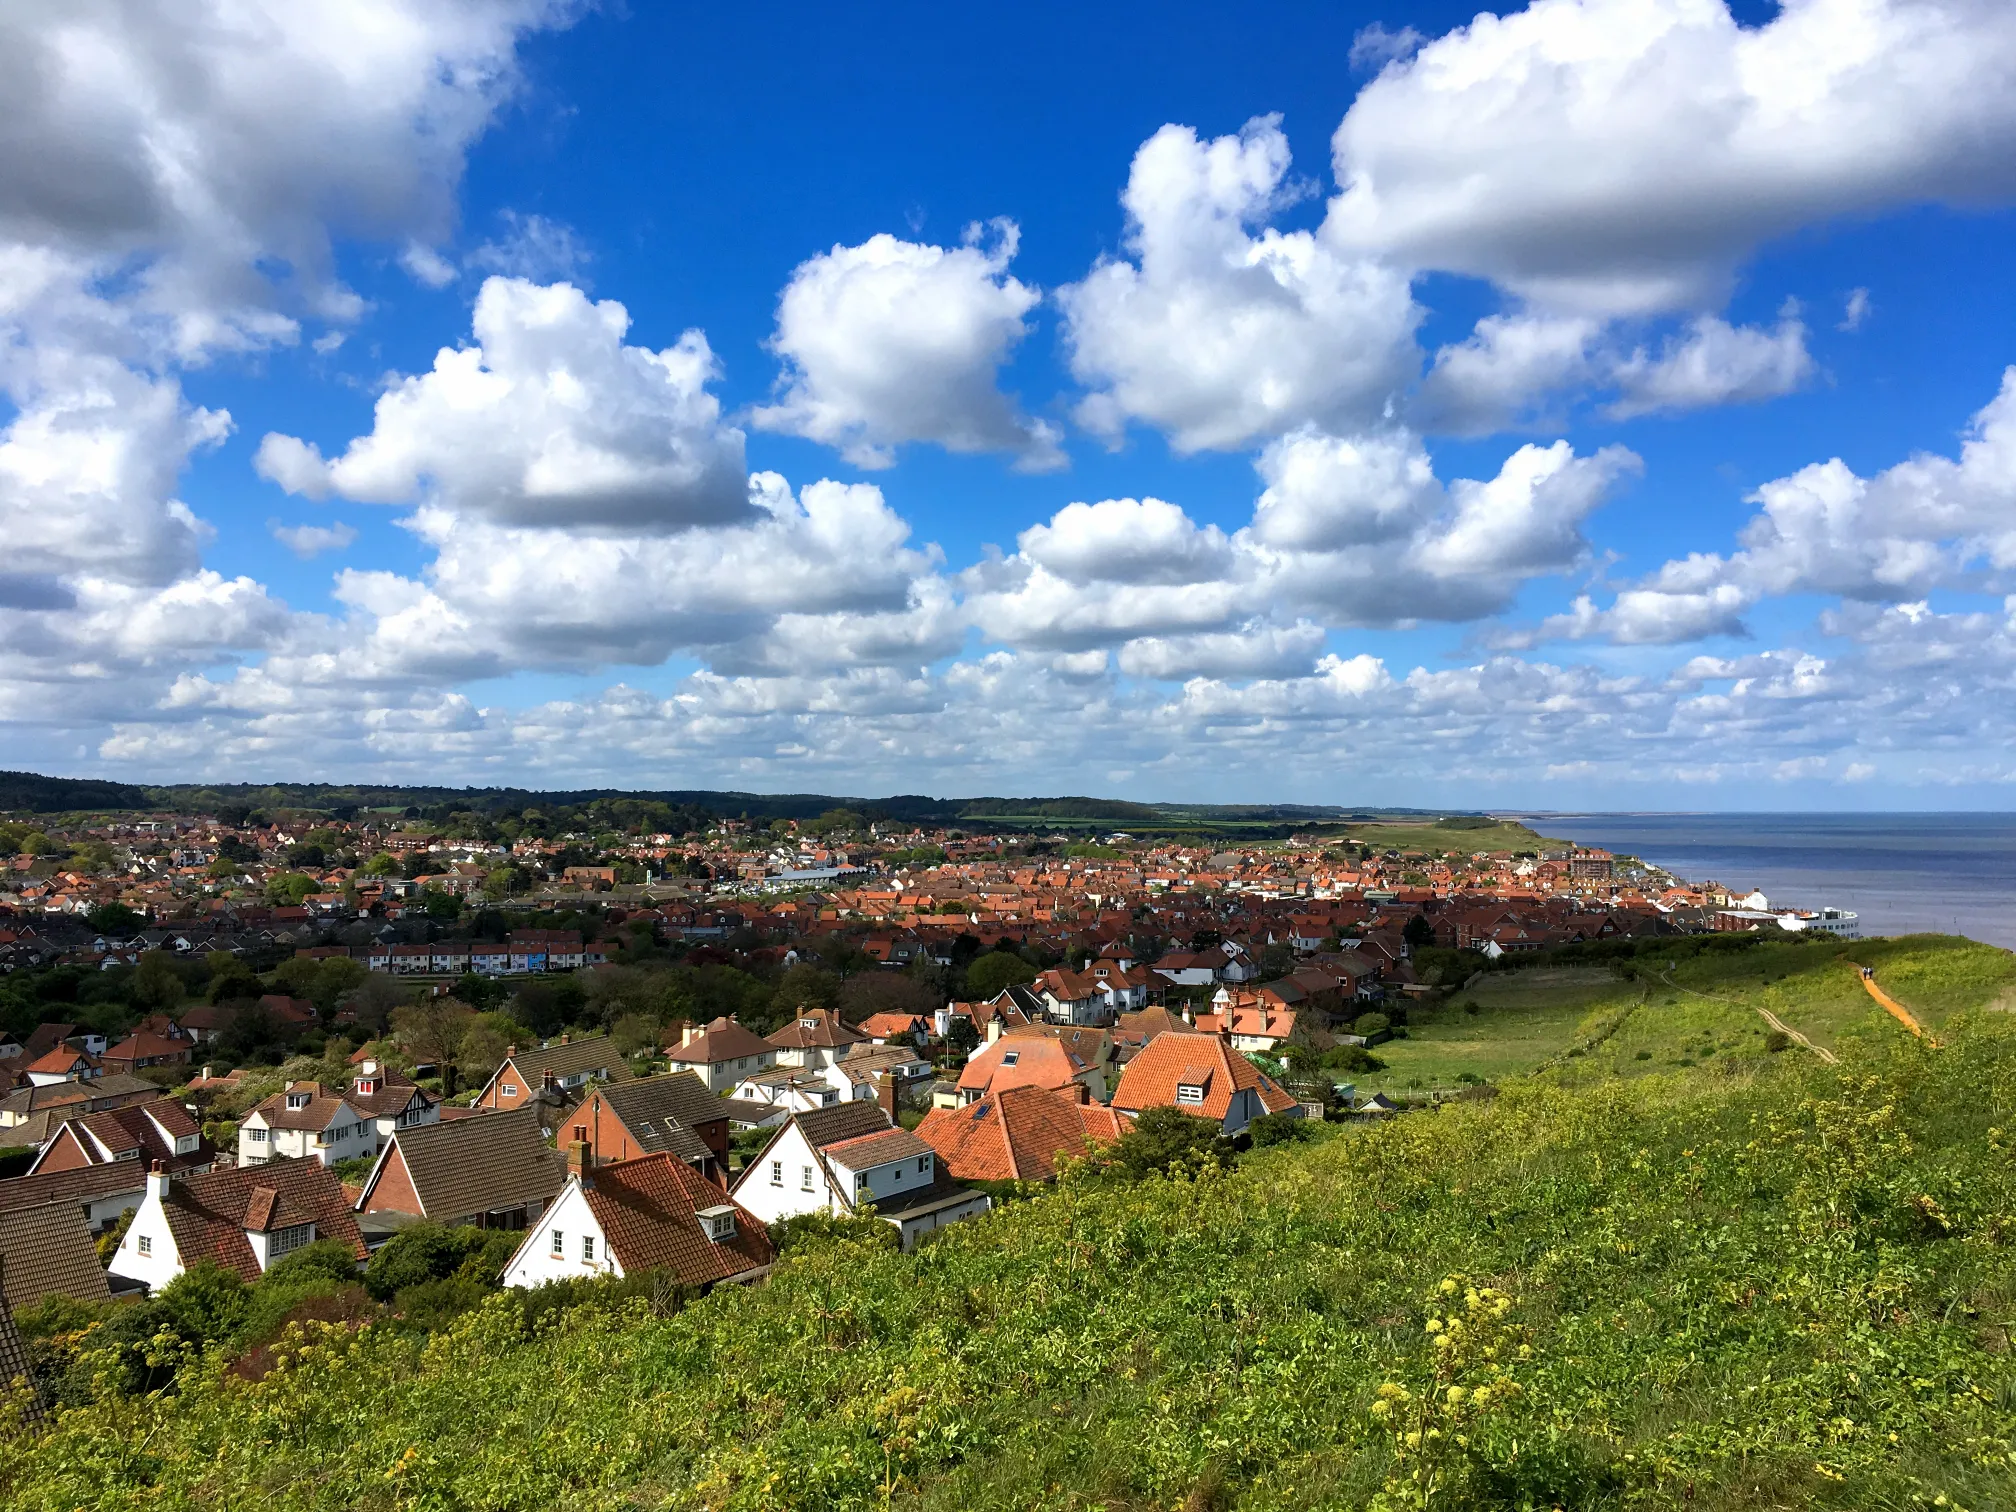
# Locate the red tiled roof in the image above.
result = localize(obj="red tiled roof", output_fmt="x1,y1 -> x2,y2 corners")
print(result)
955,1036 -> 1089,1096
1110,1034 -> 1297,1123
158,1157 -> 365,1282
917,1084 -> 1128,1183
580,1154 -> 773,1285
666,1017 -> 772,1064
765,1007 -> 865,1052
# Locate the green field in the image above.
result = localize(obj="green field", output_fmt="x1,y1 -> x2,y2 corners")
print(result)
1356,967 -> 1631,1092
1345,818 -> 1564,854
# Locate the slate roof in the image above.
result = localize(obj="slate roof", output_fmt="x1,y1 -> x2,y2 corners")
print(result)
793,1100 -> 893,1152
503,1034 -> 632,1087
366,1108 -> 563,1223
592,1074 -> 727,1163
0,1202 -> 110,1308
158,1157 -> 365,1283
917,1084 -> 1129,1183
578,1154 -> 773,1285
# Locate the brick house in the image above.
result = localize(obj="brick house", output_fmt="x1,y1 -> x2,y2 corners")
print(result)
557,1072 -> 731,1183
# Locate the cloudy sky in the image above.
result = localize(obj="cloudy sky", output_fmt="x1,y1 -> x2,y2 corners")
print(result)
5,0 -> 2016,808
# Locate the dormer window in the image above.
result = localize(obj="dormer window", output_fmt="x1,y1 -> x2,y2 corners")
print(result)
286,1092 -> 310,1110
269,1222 -> 313,1259
1176,1083 -> 1205,1106
175,1133 -> 198,1154
697,1204 -> 737,1242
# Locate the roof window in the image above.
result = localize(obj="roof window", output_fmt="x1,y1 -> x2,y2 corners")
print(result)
1001,1051 -> 1019,1067
697,1204 -> 738,1242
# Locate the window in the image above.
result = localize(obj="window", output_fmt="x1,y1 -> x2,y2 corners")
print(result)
1001,1051 -> 1019,1067
270,1223 -> 313,1259
801,1164 -> 815,1191
581,1235 -> 595,1262
770,1159 -> 783,1187
501,1084 -> 518,1098
246,1127 -> 269,1143
917,1156 -> 928,1174
137,1234 -> 151,1255
175,1133 -> 198,1154
551,1230 -> 564,1256
1176,1084 -> 1205,1106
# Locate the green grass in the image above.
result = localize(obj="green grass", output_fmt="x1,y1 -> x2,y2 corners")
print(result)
1345,818 -> 1564,854
1357,968 -> 1632,1092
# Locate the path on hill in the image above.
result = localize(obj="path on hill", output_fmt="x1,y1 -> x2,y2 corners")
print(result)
1657,969 -> 1840,1065
1858,968 -> 1934,1043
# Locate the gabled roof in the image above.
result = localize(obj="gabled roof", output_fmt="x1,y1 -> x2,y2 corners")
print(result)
956,1036 -> 1089,1096
586,1073 -> 728,1164
764,1008 -> 865,1052
820,1126 -> 932,1173
0,1157 -> 157,1214
792,1100 -> 895,1152
0,1201 -> 111,1308
577,1154 -> 773,1285
247,1083 -> 363,1132
35,1101 -> 208,1175
102,1030 -> 189,1063
666,1017 -> 772,1065
364,1108 -> 564,1222
501,1034 -> 632,1086
158,1157 -> 365,1282
917,1084 -> 1129,1183
346,1067 -> 435,1119
1110,1034 -> 1297,1123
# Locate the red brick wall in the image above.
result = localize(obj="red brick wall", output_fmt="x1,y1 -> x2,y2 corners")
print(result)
478,1063 -> 530,1110
363,1144 -> 424,1215
34,1126 -> 91,1173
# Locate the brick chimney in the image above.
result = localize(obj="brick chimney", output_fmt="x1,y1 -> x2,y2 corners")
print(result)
147,1158 -> 170,1199
567,1139 -> 592,1187
876,1075 -> 897,1121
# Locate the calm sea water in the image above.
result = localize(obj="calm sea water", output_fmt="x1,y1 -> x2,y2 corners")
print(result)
1519,813 -> 2016,949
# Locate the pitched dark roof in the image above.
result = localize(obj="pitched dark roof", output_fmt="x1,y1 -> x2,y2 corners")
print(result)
502,1035 -> 633,1086
159,1158 -> 365,1283
579,1154 -> 772,1285
0,1158 -> 152,1215
369,1109 -> 564,1223
665,1017 -> 772,1065
793,1100 -> 893,1152
0,1202 -> 110,1308
593,1073 -> 729,1161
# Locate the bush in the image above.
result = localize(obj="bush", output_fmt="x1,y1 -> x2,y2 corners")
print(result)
394,1276 -> 495,1330
770,1210 -> 899,1256
1352,1012 -> 1390,1038
261,1239 -> 362,1288
1764,1029 -> 1791,1053
365,1222 -> 516,1300
1104,1105 -> 1233,1179
1247,1112 -> 1313,1148
964,951 -> 1037,999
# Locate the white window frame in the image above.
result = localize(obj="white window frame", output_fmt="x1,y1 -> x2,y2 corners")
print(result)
581,1234 -> 594,1262
801,1164 -> 815,1191
551,1229 -> 564,1256
1176,1084 -> 1205,1106
770,1159 -> 782,1187
137,1234 -> 152,1255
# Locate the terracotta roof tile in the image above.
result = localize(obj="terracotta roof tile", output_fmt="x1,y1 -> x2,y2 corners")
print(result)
917,1084 -> 1128,1183
579,1154 -> 773,1285
1110,1035 -> 1297,1123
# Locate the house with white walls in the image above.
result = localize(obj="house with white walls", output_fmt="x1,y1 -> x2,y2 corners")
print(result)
501,1145 -> 772,1291
109,1157 -> 365,1292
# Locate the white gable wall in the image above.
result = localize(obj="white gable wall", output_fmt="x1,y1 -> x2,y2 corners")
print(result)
108,1183 -> 185,1292
729,1121 -> 840,1226
501,1179 -> 621,1289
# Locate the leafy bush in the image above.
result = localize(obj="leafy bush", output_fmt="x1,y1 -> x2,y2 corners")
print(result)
261,1239 -> 363,1288
1103,1104 -> 1233,1178
1352,1011 -> 1390,1037
364,1222 -> 519,1300
1246,1111 -> 1313,1147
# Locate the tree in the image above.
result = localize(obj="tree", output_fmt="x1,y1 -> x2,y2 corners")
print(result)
1403,914 -> 1436,950
391,999 -> 476,1093
769,961 -> 840,1018
838,971 -> 936,1026
132,950 -> 187,1011
609,1012 -> 658,1059
364,1222 -> 515,1300
1247,1112 -> 1313,1148
265,872 -> 320,906
964,951 -> 1036,1000
1353,1012 -> 1391,1038
86,902 -> 143,934
1104,1105 -> 1232,1179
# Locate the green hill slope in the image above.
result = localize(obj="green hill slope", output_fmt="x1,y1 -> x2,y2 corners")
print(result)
6,950 -> 2014,1510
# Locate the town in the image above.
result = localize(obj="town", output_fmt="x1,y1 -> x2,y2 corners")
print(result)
0,787 -> 1865,1335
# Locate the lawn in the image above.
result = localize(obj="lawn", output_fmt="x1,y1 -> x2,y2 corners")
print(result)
1353,967 -> 1634,1093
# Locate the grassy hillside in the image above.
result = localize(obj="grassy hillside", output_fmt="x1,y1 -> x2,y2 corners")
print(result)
5,941 -> 2013,1511
1346,817 -> 1564,854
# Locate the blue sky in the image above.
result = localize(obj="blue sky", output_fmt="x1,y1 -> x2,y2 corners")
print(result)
7,0 -> 2016,807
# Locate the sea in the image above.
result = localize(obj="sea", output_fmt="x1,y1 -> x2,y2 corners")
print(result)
1520,813 -> 2016,950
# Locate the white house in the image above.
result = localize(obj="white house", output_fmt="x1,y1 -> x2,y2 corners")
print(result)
664,1017 -> 779,1094
729,1102 -> 991,1252
501,1147 -> 773,1291
109,1158 -> 365,1293
237,1082 -> 375,1168
763,1008 -> 865,1072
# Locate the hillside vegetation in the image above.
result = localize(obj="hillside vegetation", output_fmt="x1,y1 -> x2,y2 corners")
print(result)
5,940 -> 2014,1511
